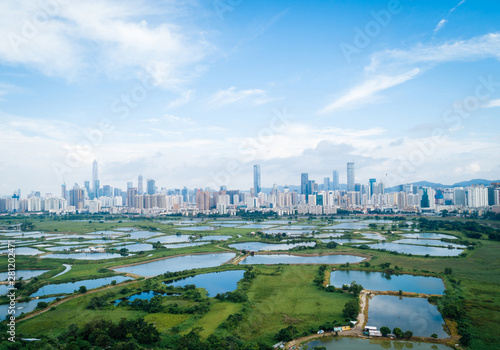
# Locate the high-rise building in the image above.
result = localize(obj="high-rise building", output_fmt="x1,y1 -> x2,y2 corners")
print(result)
147,179 -> 156,195
127,182 -> 133,190
69,185 -> 84,209
347,162 -> 355,191
369,178 -> 376,196
127,187 -> 138,207
324,177 -> 330,191
138,175 -> 143,195
196,190 -> 210,211
253,165 -> 261,194
61,183 -> 67,201
332,170 -> 339,190
92,159 -> 99,198
301,173 -> 309,196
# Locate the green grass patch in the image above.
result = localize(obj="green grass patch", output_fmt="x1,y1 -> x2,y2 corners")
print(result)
187,302 -> 242,338
144,313 -> 190,333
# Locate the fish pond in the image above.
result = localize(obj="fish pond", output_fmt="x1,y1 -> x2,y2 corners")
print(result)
0,269 -> 49,281
330,270 -> 445,294
41,252 -> 125,260
0,297 -> 57,319
303,337 -> 451,349
165,270 -> 245,296
229,242 -> 316,251
360,243 -> 464,256
31,276 -> 131,297
114,253 -> 236,277
239,254 -> 365,265
367,295 -> 448,338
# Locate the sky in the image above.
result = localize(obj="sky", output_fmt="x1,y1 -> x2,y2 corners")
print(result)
0,0 -> 499,196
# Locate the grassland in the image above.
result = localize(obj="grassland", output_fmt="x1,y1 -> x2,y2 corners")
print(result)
3,215 -> 500,349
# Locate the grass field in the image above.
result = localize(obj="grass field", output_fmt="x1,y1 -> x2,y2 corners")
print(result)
236,265 -> 353,343
188,302 -> 242,338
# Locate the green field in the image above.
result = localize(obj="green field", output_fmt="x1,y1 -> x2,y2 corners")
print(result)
1,215 -> 500,349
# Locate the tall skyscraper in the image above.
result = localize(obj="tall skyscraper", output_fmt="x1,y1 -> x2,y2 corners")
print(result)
332,170 -> 339,190
347,162 -> 355,191
147,179 -> 156,195
61,183 -> 67,201
369,178 -> 376,196
138,175 -> 144,195
92,159 -> 99,198
253,165 -> 261,194
301,173 -> 309,196
324,177 -> 330,191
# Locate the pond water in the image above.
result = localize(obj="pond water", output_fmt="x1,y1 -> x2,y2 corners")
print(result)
209,223 -> 241,227
362,219 -> 397,224
314,233 -> 345,238
238,224 -> 276,229
31,276 -> 131,297
320,239 -> 372,245
41,252 -> 125,260
332,222 -> 370,230
392,239 -> 466,249
402,233 -> 457,240
239,254 -> 365,265
46,245 -> 87,251
0,297 -> 57,319
114,290 -> 179,304
262,229 -> 314,235
125,231 -> 164,239
0,247 -> 43,255
276,225 -> 316,230
114,243 -> 155,252
330,270 -> 445,294
367,295 -> 448,338
0,285 -> 10,295
360,243 -> 464,256
177,226 -> 216,231
0,270 -> 49,281
210,220 -> 249,224
146,235 -> 191,244
114,227 -> 137,232
303,337 -> 451,349
114,253 -> 236,277
264,220 -> 297,224
165,270 -> 245,297
195,235 -> 232,241
362,233 -> 387,240
229,242 -> 316,251
163,242 -> 210,249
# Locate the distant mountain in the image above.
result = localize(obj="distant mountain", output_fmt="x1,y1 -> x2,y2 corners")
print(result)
451,179 -> 500,187
386,179 -> 500,192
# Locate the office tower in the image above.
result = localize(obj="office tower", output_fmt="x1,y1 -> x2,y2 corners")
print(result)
253,165 -> 261,194
324,177 -> 330,191
301,173 -> 309,195
127,182 -> 133,190
369,178 -> 376,196
196,190 -> 210,210
138,175 -> 143,195
127,187 -> 138,207
347,162 -> 355,191
147,179 -> 156,195
84,181 -> 91,198
332,170 -> 339,190
69,185 -> 84,209
61,183 -> 67,201
92,159 -> 99,198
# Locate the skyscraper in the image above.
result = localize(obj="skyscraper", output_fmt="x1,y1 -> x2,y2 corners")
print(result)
147,179 -> 156,195
324,177 -> 330,191
253,165 -> 261,194
369,178 -> 376,196
347,162 -> 355,192
301,173 -> 309,196
332,170 -> 339,190
138,175 -> 143,195
92,159 -> 99,198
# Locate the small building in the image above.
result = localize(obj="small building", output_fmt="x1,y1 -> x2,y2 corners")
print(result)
333,327 -> 342,332
369,330 -> 383,337
341,325 -> 351,331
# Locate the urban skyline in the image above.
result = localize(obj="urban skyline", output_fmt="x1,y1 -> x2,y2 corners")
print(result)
1,1 -> 499,197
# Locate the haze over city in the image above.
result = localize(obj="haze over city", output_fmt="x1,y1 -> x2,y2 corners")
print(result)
1,0 -> 499,196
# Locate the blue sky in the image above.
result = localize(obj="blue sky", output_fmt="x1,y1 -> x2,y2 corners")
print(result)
0,0 -> 499,196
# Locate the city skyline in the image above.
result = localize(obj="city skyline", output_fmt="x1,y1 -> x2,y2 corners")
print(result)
1,1 -> 499,196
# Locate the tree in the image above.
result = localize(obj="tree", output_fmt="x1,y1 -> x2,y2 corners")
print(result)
393,327 -> 403,338
276,325 -> 298,342
78,285 -> 87,293
444,267 -> 453,275
348,282 -> 363,297
404,330 -> 413,338
326,241 -> 338,249
342,299 -> 360,320
380,326 -> 391,336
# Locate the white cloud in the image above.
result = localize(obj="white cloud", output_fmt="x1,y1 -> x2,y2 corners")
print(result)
434,19 -> 447,33
208,87 -> 270,108
483,99 -> 500,108
166,90 -> 194,109
450,0 -> 466,13
368,33 -> 500,71
319,69 -> 421,114
163,114 -> 193,124
0,1 -> 211,88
